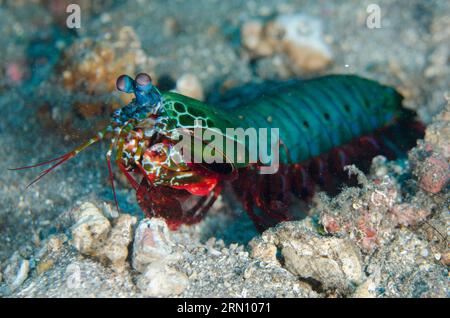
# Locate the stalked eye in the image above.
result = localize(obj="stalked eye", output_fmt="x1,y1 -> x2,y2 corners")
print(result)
116,74 -> 134,93
135,73 -> 152,86
135,73 -> 152,93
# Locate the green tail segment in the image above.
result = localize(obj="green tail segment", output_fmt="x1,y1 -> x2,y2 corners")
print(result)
231,75 -> 404,163
161,75 -> 407,167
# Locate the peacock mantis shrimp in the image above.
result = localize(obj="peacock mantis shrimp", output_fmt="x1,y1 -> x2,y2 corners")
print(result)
11,73 -> 424,230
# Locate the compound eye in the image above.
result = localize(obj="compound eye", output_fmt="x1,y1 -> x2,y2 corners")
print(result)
135,73 -> 152,92
116,74 -> 134,93
135,73 -> 152,86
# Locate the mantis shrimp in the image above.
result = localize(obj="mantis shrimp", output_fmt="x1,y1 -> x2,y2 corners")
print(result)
12,73 -> 424,231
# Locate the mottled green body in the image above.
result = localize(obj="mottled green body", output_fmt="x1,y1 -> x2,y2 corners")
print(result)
233,75 -> 403,163
160,75 -> 404,165
162,92 -> 233,131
